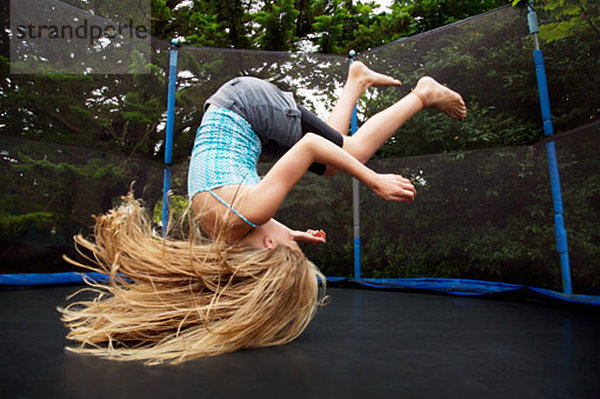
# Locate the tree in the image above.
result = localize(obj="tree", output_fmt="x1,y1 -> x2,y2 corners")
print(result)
402,0 -> 509,33
147,0 -> 512,54
254,0 -> 300,51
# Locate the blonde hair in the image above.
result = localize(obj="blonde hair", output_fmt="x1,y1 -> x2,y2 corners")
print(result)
58,193 -> 327,365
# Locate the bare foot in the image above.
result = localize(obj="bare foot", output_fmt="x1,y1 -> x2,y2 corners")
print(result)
413,76 -> 467,120
348,61 -> 402,88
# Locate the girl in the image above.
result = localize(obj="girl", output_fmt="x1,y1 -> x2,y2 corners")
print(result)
189,61 -> 465,249
60,61 -> 466,365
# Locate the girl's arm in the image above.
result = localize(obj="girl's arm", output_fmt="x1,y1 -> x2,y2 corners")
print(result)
243,133 -> 416,225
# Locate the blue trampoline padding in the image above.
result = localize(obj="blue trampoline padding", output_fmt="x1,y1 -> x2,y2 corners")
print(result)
328,277 -> 600,306
1,273 -> 598,306
325,277 -> 347,283
0,272 -> 110,286
360,277 -> 520,294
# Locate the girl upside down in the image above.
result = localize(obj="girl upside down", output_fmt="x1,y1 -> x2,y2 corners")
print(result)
60,61 -> 466,365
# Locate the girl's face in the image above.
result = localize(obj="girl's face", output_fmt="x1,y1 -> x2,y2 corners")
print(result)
240,220 -> 301,253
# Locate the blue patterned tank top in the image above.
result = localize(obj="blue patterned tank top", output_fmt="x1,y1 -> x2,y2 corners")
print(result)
187,107 -> 262,199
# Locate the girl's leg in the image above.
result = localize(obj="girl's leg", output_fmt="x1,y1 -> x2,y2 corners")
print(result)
341,76 -> 467,164
300,61 -> 401,176
326,61 -> 402,135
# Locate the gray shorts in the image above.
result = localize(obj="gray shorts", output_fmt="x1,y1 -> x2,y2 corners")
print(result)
205,76 -> 303,158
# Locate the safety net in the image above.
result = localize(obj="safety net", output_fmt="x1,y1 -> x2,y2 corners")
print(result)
1,2 -> 598,300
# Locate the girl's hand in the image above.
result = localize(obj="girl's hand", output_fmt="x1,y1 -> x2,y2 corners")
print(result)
370,173 -> 416,202
292,229 -> 327,244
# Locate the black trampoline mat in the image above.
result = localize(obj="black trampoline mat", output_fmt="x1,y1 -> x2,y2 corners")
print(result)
1,286 -> 598,399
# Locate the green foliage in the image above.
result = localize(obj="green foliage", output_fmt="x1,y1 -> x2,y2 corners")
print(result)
539,0 -> 600,42
254,0 -> 300,51
312,6 -> 347,54
513,0 -> 600,43
151,0 -> 173,39
0,212 -> 56,237
152,195 -> 190,226
175,0 -> 252,48
152,0 -> 510,54
403,0 -> 510,33
83,159 -> 127,184
376,104 -> 539,158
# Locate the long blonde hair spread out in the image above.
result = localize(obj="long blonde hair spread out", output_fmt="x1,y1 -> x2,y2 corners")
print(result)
58,193 -> 327,365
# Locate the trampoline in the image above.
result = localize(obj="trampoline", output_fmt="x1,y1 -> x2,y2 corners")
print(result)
1,286 -> 599,398
2,1 -> 600,397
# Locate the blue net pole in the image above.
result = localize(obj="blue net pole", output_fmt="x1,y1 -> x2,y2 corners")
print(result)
349,50 -> 361,281
161,41 -> 179,237
527,3 -> 572,294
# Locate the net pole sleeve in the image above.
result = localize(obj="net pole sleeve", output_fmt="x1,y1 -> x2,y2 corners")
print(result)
349,50 -> 361,281
161,41 -> 179,237
528,3 -> 572,294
